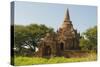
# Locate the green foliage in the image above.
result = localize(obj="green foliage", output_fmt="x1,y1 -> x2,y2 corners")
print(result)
80,37 -> 90,50
80,26 -> 97,50
14,52 -> 96,66
14,24 -> 54,56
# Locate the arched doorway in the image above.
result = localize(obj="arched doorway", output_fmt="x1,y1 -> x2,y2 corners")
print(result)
60,42 -> 64,51
44,46 -> 51,56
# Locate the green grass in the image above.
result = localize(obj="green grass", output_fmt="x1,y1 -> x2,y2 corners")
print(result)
14,53 -> 97,66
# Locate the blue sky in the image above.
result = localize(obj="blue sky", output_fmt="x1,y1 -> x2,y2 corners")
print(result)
14,1 -> 97,33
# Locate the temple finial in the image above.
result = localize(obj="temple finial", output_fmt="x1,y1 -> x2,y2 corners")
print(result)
64,8 -> 70,21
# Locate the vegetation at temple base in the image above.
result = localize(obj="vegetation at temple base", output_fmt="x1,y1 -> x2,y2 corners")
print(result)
14,51 -> 96,66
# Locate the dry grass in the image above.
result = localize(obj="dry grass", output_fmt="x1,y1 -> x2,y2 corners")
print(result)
14,52 -> 97,66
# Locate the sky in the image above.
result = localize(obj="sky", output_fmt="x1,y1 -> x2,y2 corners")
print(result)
14,1 -> 97,33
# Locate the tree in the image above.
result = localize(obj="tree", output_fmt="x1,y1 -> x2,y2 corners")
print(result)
14,24 -> 54,56
80,26 -> 97,50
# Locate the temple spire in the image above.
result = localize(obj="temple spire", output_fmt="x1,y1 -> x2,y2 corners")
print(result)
64,8 -> 70,21
60,8 -> 72,28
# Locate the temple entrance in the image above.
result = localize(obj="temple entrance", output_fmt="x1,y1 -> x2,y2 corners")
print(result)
43,46 -> 51,56
60,42 -> 64,51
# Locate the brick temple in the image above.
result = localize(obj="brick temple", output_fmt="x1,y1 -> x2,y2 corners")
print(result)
37,9 -> 80,57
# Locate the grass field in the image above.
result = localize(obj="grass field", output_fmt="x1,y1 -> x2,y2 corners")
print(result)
14,52 -> 97,66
